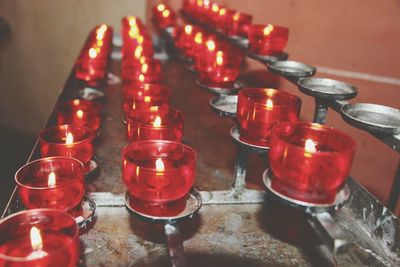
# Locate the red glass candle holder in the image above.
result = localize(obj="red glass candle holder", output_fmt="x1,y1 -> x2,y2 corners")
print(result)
56,99 -> 101,134
15,157 -> 85,211
223,10 -> 252,37
197,50 -> 242,88
152,4 -> 177,29
75,63 -> 106,82
121,58 -> 162,82
39,125 -> 94,168
122,83 -> 171,114
122,140 -> 196,216
237,88 -> 302,146
269,122 -> 356,204
248,24 -> 289,55
0,209 -> 79,266
126,107 -> 183,142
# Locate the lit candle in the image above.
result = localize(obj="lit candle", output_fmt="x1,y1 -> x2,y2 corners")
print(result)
248,24 -> 289,55
15,157 -> 85,211
269,122 -> 356,204
56,99 -> 101,134
39,125 -> 94,169
0,209 -> 80,266
236,88 -> 302,146
152,3 -> 176,29
197,48 -> 243,88
122,140 -> 196,216
126,107 -> 183,142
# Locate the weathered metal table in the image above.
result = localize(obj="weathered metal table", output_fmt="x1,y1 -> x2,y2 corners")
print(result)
2,37 -> 400,266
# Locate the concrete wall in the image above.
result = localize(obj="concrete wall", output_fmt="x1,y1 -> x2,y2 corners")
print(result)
0,0 -> 146,134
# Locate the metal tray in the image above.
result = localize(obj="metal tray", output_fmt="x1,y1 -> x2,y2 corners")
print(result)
341,103 -> 400,135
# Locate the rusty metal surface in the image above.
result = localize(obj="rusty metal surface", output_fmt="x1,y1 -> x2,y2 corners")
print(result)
2,43 -> 400,266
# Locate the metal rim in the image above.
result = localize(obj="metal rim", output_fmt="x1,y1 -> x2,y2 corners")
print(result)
209,95 -> 238,118
297,78 -> 357,100
76,87 -> 105,101
267,60 -> 316,78
262,169 -> 351,214
74,194 -> 97,230
125,188 -> 202,224
246,50 -> 289,64
230,126 -> 270,153
85,158 -> 99,176
195,79 -> 243,95
341,103 -> 400,135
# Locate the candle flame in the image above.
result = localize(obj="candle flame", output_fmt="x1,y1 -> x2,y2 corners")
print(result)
30,227 -> 43,251
139,56 -> 146,64
138,74 -> 145,82
137,35 -> 144,44
305,139 -> 317,153
48,172 -> 56,187
162,10 -> 170,18
141,63 -> 148,73
157,4 -> 166,12
219,8 -> 226,16
194,32 -> 203,44
211,3 -> 219,12
129,27 -> 139,38
155,158 -> 165,172
184,25 -> 193,35
266,99 -> 273,109
128,16 -> 137,26
134,46 -> 143,59
153,116 -> 162,127
263,24 -> 274,36
216,51 -> 224,66
88,48 -> 97,59
206,40 -> 216,51
76,109 -> 84,119
98,24 -> 107,32
65,132 -> 74,145
233,12 -> 240,21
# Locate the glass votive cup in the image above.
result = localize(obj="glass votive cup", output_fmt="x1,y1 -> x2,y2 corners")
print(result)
126,107 -> 183,142
122,83 -> 171,114
55,99 -> 101,134
15,157 -> 85,211
223,10 -> 252,37
152,4 -> 177,29
75,64 -> 106,82
122,140 -> 196,216
39,125 -> 94,168
197,51 -> 242,88
237,88 -> 302,146
0,209 -> 80,266
248,24 -> 289,55
269,122 -> 356,204
121,58 -> 162,80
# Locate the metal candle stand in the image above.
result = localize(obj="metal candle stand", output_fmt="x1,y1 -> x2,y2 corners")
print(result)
195,79 -> 244,96
124,189 -> 202,267
268,61 -> 357,124
262,169 -> 350,255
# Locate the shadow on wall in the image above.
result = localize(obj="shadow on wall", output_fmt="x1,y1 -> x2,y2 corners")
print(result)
0,127 -> 35,211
